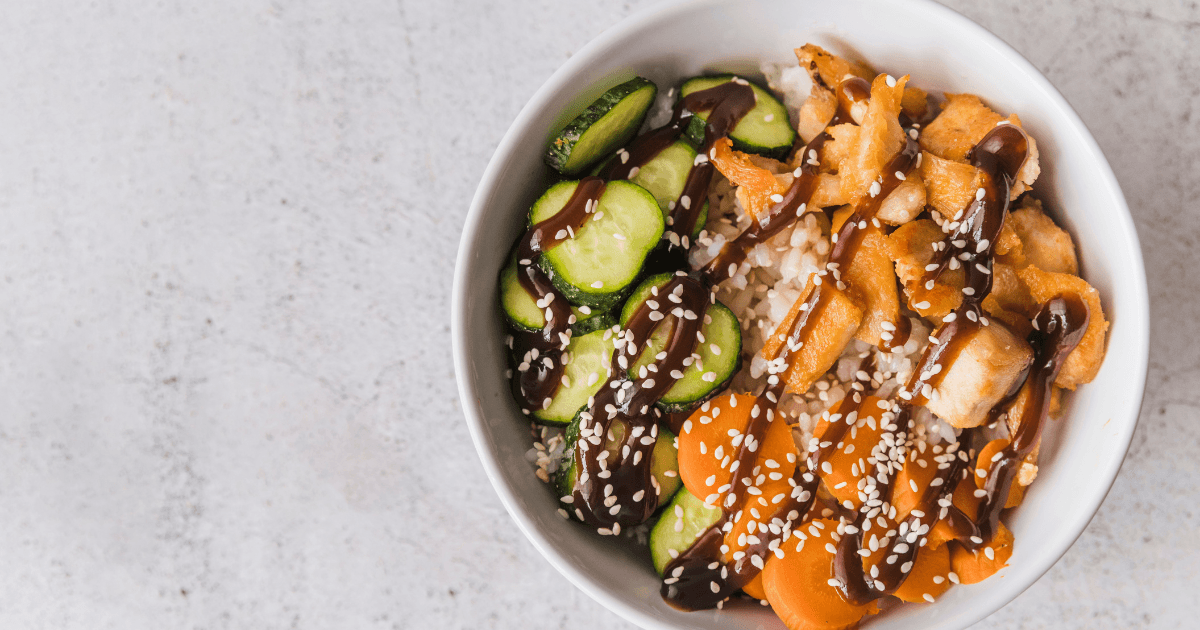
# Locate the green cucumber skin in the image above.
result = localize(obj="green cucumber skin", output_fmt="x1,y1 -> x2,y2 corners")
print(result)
680,74 -> 796,161
649,487 -> 723,575
530,180 -> 664,310
618,274 -> 743,412
545,77 -> 658,176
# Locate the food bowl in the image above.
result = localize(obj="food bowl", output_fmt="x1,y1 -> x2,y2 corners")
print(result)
451,0 -> 1149,627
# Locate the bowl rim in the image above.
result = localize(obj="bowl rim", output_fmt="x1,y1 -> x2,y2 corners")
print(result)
451,0 -> 1150,627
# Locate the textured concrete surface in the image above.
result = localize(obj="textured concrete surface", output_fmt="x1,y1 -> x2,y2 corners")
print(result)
0,0 -> 1194,628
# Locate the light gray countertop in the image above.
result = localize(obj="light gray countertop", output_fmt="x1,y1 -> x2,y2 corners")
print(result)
0,0 -> 1194,628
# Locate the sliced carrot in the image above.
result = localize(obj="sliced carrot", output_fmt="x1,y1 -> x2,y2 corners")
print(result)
677,392 -> 797,510
743,572 -> 767,600
710,137 -> 788,219
975,438 -> 1022,509
927,471 -> 981,550
892,543 -> 952,603
763,518 -> 879,630
950,521 -> 1014,584
722,476 -> 795,564
813,396 -> 886,510
892,444 -> 937,520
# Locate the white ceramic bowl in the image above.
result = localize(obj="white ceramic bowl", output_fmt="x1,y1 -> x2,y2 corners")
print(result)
452,0 -> 1149,627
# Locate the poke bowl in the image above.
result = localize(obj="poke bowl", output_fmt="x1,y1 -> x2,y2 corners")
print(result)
452,0 -> 1149,628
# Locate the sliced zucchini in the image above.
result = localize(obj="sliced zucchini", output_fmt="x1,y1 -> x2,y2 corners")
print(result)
680,75 -> 796,160
555,418 -> 681,508
532,329 -> 614,426
628,140 -> 709,239
619,274 -> 741,413
531,180 -> 664,310
499,261 -> 616,335
545,77 -> 658,176
649,487 -> 722,575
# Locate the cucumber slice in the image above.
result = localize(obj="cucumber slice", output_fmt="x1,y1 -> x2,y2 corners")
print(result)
546,77 -> 658,176
532,329 -> 614,426
531,180 -> 664,309
649,487 -> 722,575
499,260 -> 616,335
680,75 -> 796,160
628,140 -> 709,239
619,274 -> 741,413
555,419 -> 681,507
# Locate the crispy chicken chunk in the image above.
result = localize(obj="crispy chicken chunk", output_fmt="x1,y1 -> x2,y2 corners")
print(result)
1017,266 -> 1108,389
832,208 -> 901,346
762,285 -> 864,395
1007,197 -> 1078,275
886,219 -> 963,318
925,321 -> 1034,428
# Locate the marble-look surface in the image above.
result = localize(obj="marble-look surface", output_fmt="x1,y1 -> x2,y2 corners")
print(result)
0,0 -> 1193,628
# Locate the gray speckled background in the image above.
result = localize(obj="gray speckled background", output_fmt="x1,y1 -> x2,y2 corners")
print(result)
0,0 -> 1193,628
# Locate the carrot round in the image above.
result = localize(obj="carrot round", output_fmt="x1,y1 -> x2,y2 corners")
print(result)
927,471 -> 981,550
975,438 -> 1022,508
678,392 -> 797,509
892,543 -> 952,603
950,521 -> 1014,584
763,518 -> 878,630
813,396 -> 886,511
892,443 -> 937,520
743,572 -> 767,600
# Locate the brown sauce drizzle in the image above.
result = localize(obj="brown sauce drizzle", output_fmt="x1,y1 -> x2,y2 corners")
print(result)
511,177 -> 608,411
660,118 -> 922,612
699,76 -> 869,284
569,275 -> 715,528
520,70 -> 1075,615
826,124 -> 1045,605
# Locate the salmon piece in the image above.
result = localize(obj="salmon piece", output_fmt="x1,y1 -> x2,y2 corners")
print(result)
1016,266 -> 1108,389
925,321 -> 1034,428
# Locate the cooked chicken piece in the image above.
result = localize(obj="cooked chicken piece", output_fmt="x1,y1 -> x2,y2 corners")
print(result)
981,262 -> 1037,337
919,151 -> 982,221
809,173 -> 849,208
901,85 -> 930,122
815,123 -> 859,172
795,44 -> 874,90
839,74 -> 908,205
886,219 -> 963,318
925,321 -> 1034,428
762,284 -> 864,395
832,208 -> 900,346
1007,197 -> 1078,275
919,94 -> 1014,162
1016,266 -> 1109,389
797,86 -> 837,143
876,173 -> 926,225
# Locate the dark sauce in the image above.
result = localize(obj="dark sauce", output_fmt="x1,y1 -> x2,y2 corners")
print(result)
661,102 -> 923,612
569,275 -> 713,529
511,177 -> 608,411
